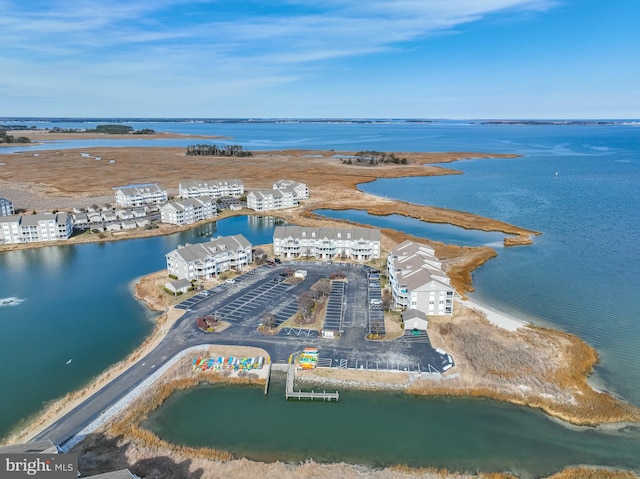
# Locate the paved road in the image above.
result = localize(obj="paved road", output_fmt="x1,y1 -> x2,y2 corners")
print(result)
31,262 -> 450,447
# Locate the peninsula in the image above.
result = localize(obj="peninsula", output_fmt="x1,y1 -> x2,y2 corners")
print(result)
1,138 -> 638,479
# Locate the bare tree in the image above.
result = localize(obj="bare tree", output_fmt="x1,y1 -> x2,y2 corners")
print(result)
262,313 -> 277,331
297,291 -> 315,321
316,278 -> 332,297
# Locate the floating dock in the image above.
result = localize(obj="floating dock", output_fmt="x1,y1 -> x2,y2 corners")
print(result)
285,363 -> 339,401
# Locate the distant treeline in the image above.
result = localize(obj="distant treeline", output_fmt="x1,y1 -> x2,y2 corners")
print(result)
49,125 -> 156,135
0,129 -> 30,144
0,124 -> 38,131
185,144 -> 252,157
342,150 -> 408,165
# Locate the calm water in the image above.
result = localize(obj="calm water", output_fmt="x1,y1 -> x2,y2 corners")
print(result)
1,121 -> 639,475
359,127 -> 640,405
0,215 -> 278,436
313,208 -> 506,247
146,382 -> 640,478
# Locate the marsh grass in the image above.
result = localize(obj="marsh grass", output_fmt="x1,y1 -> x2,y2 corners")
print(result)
410,306 -> 640,426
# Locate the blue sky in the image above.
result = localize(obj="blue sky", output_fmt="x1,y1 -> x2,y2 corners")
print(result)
1,0 -> 638,118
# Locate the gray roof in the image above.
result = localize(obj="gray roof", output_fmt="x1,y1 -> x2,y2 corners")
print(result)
163,197 -> 213,212
0,213 -> 69,226
274,225 -> 381,242
402,309 -> 427,321
0,440 -> 57,454
249,189 -> 288,199
180,179 -> 243,189
274,179 -> 305,189
0,214 -> 21,224
84,470 -> 136,479
390,240 -> 452,292
117,184 -> 165,196
168,234 -> 252,262
168,278 -> 192,289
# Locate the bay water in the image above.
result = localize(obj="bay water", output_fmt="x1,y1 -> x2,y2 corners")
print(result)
0,216 -> 278,436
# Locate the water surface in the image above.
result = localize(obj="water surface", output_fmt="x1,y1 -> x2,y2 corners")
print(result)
146,382 -> 640,478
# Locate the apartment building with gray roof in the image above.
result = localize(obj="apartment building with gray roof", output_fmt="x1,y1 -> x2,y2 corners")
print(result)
273,225 -> 381,261
166,234 -> 253,280
387,240 -> 455,316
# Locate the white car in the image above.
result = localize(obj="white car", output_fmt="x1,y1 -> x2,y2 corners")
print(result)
369,298 -> 383,305
225,279 -> 236,284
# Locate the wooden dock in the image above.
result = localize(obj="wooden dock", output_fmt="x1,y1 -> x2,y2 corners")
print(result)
264,362 -> 271,395
285,363 -> 339,401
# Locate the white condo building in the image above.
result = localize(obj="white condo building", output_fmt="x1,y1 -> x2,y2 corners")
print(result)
114,184 -> 168,207
272,179 -> 309,199
387,240 -> 455,316
159,197 -> 217,226
0,198 -> 14,216
179,179 -> 244,199
273,226 -> 381,261
247,189 -> 297,211
247,179 -> 308,211
166,234 -> 253,280
0,213 -> 73,244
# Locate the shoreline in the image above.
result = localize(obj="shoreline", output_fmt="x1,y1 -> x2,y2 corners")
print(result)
2,144 -> 639,477
0,129 -> 228,144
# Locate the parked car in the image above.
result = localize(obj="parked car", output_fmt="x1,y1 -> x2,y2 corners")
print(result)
225,279 -> 236,284
369,298 -> 383,305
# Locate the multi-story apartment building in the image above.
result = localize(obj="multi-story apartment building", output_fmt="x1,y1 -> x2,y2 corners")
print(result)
0,198 -> 14,216
0,213 -> 73,244
246,179 -> 309,211
273,226 -> 381,261
179,179 -> 244,199
166,234 -> 253,280
272,179 -> 309,199
387,240 -> 455,316
159,197 -> 217,226
114,184 -> 167,207
247,189 -> 297,211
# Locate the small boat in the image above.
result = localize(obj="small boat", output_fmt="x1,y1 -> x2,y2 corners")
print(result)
66,359 -> 72,365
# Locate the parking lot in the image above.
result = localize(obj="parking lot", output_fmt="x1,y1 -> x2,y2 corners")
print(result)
175,261 -> 453,374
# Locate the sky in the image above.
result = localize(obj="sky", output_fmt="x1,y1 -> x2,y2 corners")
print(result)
0,0 -> 638,119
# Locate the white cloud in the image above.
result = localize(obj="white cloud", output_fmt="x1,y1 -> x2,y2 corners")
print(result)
0,0 -> 558,115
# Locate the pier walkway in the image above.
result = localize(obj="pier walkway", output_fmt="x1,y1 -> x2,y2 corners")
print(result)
285,363 -> 339,401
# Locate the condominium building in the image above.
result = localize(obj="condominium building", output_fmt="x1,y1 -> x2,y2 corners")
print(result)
0,197 -> 14,216
159,197 -> 217,225
114,184 -> 167,207
273,179 -> 309,199
0,213 -> 73,244
273,226 -> 381,261
247,189 -> 297,211
179,179 -> 244,199
387,240 -> 455,316
166,234 -> 253,280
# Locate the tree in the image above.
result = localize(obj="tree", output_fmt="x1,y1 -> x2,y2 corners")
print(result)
297,292 -> 315,321
316,278 -> 332,298
262,313 -> 277,331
